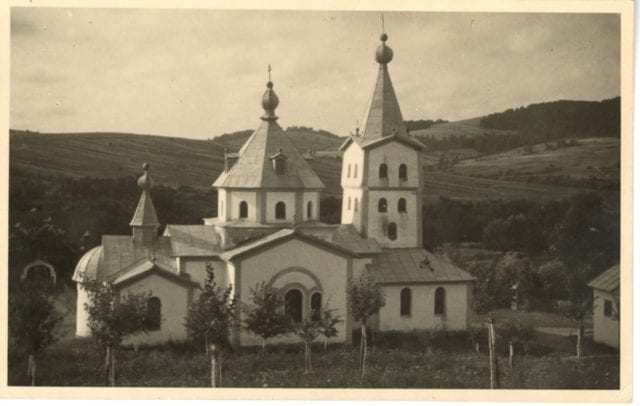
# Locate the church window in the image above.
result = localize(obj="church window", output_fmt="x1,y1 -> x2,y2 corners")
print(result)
379,163 -> 388,179
275,202 -> 286,219
378,198 -> 387,213
239,201 -> 248,218
399,164 -> 408,181
307,201 -> 313,219
435,287 -> 446,315
398,198 -> 407,213
354,198 -> 358,212
347,164 -> 351,178
400,288 -> 411,316
348,197 -> 352,210
285,289 -> 303,322
387,222 -> 397,240
145,297 -> 161,331
275,159 -> 286,175
311,292 -> 322,321
354,164 -> 358,178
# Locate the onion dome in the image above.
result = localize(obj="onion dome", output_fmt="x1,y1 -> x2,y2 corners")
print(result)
261,81 -> 280,121
137,162 -> 152,189
375,33 -> 394,65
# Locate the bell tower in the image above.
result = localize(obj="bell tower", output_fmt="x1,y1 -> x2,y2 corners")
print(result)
340,31 -> 424,248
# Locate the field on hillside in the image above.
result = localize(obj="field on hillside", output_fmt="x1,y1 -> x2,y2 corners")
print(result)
410,117 -> 517,140
453,137 -> 620,181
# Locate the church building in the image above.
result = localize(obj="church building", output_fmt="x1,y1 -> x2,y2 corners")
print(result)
73,32 -> 475,347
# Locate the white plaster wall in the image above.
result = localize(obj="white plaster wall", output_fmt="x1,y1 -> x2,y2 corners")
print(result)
367,190 -> 419,248
341,143 -> 365,188
218,189 -> 228,221
592,288 -> 619,349
229,191 -> 258,221
302,191 -> 319,221
182,258 -> 229,288
367,142 -> 420,188
238,238 -> 350,346
265,191 -> 296,223
75,284 -> 91,337
378,283 -> 470,331
120,274 -> 191,345
341,189 -> 364,229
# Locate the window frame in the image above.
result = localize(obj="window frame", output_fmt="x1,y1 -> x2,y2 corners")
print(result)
284,288 -> 303,323
399,164 -> 408,181
387,222 -> 397,240
378,198 -> 388,213
275,201 -> 286,220
145,296 -> 162,331
379,163 -> 388,179
400,287 -> 412,316
398,198 -> 407,213
434,287 -> 446,316
239,201 -> 248,219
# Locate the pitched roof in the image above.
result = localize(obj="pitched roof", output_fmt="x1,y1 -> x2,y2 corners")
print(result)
221,228 -> 361,260
112,260 -> 199,288
360,64 -> 408,141
129,189 -> 160,227
163,225 -> 223,257
339,132 -> 425,152
100,235 -> 175,281
297,224 -> 382,255
367,248 -> 475,284
588,264 -> 619,292
212,82 -> 325,190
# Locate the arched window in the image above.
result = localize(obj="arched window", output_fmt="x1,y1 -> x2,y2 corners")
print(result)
354,164 -> 358,178
311,292 -> 322,321
354,198 -> 358,212
388,222 -> 397,240
285,289 -> 303,322
239,201 -> 248,218
399,164 -> 408,180
378,198 -> 387,213
379,163 -> 388,179
398,198 -> 407,213
307,201 -> 313,219
347,164 -> 351,178
275,202 -> 286,219
400,288 -> 411,316
348,197 -> 352,210
145,297 -> 161,330
435,287 -> 446,315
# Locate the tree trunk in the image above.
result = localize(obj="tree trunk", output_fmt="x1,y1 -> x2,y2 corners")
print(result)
28,355 -> 36,386
324,337 -> 328,352
474,341 -> 480,354
104,346 -> 111,386
576,322 -> 584,359
487,318 -> 500,389
360,323 -> 367,379
210,350 -> 217,388
205,335 -> 209,355
304,341 -> 310,373
509,340 -> 514,370
218,351 -> 223,387
27,354 -> 33,377
262,337 -> 266,352
109,348 -> 116,387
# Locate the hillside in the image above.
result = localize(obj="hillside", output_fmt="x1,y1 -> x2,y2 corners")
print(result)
215,126 -> 344,152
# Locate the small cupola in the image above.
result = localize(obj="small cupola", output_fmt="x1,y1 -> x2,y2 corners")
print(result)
270,148 -> 287,175
130,163 -> 160,245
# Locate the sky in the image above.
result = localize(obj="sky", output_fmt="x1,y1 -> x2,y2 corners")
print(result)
10,8 -> 620,139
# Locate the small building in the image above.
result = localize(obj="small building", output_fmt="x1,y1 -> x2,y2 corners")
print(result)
588,264 -> 619,349
72,30 -> 475,347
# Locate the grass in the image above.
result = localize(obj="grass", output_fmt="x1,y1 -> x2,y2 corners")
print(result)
8,328 -> 618,388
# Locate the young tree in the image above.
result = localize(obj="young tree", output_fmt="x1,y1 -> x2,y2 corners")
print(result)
319,306 -> 343,352
294,319 -> 322,373
496,318 -> 532,369
8,281 -> 63,385
184,264 -> 238,386
244,282 -> 292,350
348,273 -> 385,379
81,277 -> 150,386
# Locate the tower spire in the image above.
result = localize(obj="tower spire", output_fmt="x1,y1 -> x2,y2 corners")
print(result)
130,163 -> 160,245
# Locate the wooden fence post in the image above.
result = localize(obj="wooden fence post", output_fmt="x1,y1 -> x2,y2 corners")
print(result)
487,317 -> 500,389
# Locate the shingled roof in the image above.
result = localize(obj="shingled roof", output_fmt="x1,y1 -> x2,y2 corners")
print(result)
588,264 -> 620,292
213,81 -> 325,190
367,248 -> 475,285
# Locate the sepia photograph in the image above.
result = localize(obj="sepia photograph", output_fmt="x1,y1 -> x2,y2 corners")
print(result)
2,1 -> 633,402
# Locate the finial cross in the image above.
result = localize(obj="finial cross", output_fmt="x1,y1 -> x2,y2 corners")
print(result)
268,64 -> 272,81
381,13 -> 385,33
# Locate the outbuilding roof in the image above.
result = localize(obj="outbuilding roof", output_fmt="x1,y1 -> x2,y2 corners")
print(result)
588,264 -> 620,292
100,235 -> 175,281
298,224 -> 382,255
367,248 -> 475,284
163,225 -> 223,257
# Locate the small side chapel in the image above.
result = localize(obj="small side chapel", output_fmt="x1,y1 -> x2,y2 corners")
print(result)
73,32 -> 475,347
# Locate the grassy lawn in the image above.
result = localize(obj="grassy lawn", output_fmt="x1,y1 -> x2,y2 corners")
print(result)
8,330 -> 618,389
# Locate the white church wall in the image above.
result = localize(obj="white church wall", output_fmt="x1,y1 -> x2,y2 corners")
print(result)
237,238 -> 350,346
378,283 -> 470,331
119,274 -> 191,346
75,284 -> 91,337
367,141 -> 420,188
218,189 -> 228,221
341,143 -> 365,188
182,258 -> 229,288
265,191 -> 296,223
230,191 -> 258,221
367,189 -> 419,248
